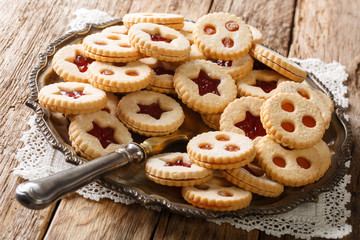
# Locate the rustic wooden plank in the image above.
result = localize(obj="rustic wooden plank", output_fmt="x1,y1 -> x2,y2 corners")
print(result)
44,194 -> 161,239
210,0 -> 296,55
289,1 -> 360,239
152,211 -> 259,240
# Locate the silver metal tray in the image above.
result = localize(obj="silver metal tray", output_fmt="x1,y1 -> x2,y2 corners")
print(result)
26,18 -> 352,218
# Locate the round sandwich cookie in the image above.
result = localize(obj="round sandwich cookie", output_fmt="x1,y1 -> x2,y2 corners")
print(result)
123,12 -> 184,30
145,152 -> 213,187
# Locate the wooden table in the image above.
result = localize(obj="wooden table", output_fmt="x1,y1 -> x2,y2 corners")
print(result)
1,0 -> 359,239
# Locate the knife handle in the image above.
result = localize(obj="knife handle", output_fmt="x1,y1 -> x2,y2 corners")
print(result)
15,143 -> 145,210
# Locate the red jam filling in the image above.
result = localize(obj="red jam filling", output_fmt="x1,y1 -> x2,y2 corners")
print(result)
199,144 -> 213,150
87,122 -> 118,148
225,145 -> 240,152
222,37 -> 234,48
296,157 -> 311,169
153,66 -> 175,76
273,157 -> 286,168
234,111 -> 266,140
191,70 -> 221,96
73,55 -> 94,72
217,190 -> 233,197
60,90 -> 84,99
211,60 -> 233,67
137,103 -> 165,120
225,21 -> 239,31
204,25 -> 216,35
254,80 -> 277,93
150,33 -> 172,43
165,158 -> 192,168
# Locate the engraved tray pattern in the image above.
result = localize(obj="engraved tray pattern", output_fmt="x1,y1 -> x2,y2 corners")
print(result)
26,18 -> 352,218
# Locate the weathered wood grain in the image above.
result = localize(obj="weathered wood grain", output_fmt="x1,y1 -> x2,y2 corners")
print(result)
210,0 -> 296,55
289,1 -> 360,239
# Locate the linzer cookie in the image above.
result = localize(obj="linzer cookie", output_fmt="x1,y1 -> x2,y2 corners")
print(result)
210,54 -> 254,80
87,61 -> 152,93
260,93 -> 326,149
187,131 -> 255,169
220,161 -> 284,197
116,90 -> 184,136
250,44 -> 307,82
182,175 -> 252,211
256,136 -> 331,187
193,12 -> 252,60
52,44 -> 94,83
174,59 -> 237,114
188,44 -> 206,60
102,92 -> 119,116
236,69 -> 289,99
147,61 -> 176,94
220,96 -> 266,140
123,13 -> 184,30
145,152 -> 213,187
68,111 -> 132,160
82,32 -> 141,62
128,23 -> 190,62
38,82 -> 107,115
179,21 -> 195,44
274,81 -> 334,129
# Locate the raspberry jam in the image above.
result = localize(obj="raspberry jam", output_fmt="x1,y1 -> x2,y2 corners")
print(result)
150,33 -> 172,43
153,66 -> 175,76
211,60 -> 233,67
234,111 -> 266,139
225,145 -> 240,152
73,55 -> 94,72
222,37 -> 234,48
296,157 -> 311,169
225,21 -> 239,31
87,122 -> 118,148
254,80 -> 277,93
137,103 -> 165,120
165,158 -> 192,168
60,90 -> 84,99
273,157 -> 286,168
217,190 -> 233,197
204,25 -> 216,35
191,70 -> 221,96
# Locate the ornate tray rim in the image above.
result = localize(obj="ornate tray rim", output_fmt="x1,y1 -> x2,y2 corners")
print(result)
26,18 -> 352,219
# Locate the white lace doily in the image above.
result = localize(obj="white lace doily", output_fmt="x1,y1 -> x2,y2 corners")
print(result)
14,9 -> 352,240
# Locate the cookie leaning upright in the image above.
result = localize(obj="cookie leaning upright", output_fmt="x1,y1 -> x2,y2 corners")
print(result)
250,44 -> 307,82
128,23 -> 191,62
193,12 -> 253,60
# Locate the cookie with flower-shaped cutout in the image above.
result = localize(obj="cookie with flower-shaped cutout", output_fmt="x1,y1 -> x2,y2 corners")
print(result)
182,175 -> 252,211
220,96 -> 266,141
174,59 -> 237,114
145,152 -> 213,187
116,90 -> 184,136
123,12 -> 184,30
250,44 -> 307,82
128,23 -> 190,62
187,131 -> 255,169
220,160 -> 284,197
52,44 -> 94,83
87,61 -> 152,93
38,82 -> 107,115
69,111 -> 132,160
193,12 -> 253,60
82,32 -> 141,62
260,93 -> 326,149
255,136 -> 331,187
236,69 -> 289,99
273,81 -> 334,129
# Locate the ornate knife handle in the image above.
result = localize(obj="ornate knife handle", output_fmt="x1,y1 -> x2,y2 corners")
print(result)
15,143 -> 145,210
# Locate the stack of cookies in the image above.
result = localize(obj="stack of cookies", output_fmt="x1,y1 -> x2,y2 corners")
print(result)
37,12 -> 333,211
